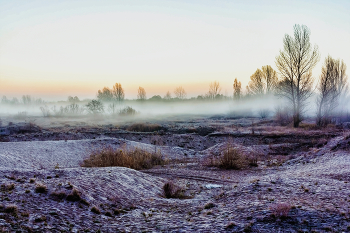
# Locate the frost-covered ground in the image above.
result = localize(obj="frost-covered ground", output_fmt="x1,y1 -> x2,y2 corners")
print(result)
0,117 -> 350,232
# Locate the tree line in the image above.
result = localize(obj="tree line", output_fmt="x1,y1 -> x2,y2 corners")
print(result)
94,25 -> 348,128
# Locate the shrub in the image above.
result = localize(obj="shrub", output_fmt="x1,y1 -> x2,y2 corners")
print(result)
119,106 -> 136,116
105,211 -> 113,217
258,109 -> 270,119
86,100 -> 104,114
127,123 -> 163,132
66,189 -> 81,202
50,191 -> 67,200
81,146 -> 166,170
219,146 -> 248,170
35,183 -> 47,193
270,202 -> 291,218
274,106 -> 292,126
91,206 -> 101,214
204,202 -> 215,209
4,204 -> 18,214
162,181 -> 185,199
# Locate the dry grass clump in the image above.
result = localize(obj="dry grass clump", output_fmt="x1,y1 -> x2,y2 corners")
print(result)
162,181 -> 186,199
81,146 -> 166,170
209,145 -> 251,170
127,123 -> 163,132
204,202 -> 215,209
1,183 -> 15,191
91,206 -> 101,214
35,183 -> 48,193
299,123 -> 320,130
66,188 -> 81,202
4,204 -> 18,214
270,202 -> 291,218
50,190 -> 67,200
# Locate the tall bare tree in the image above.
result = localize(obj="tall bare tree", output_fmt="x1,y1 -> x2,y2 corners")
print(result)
316,56 -> 348,126
112,83 -> 125,103
137,87 -> 147,101
174,86 -> 186,100
207,81 -> 221,100
233,78 -> 242,100
275,24 -> 320,127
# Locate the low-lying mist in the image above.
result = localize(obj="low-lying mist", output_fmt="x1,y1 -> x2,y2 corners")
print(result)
0,95 -> 349,127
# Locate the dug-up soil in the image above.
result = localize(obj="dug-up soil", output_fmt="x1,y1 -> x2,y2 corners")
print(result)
1,116 -> 350,232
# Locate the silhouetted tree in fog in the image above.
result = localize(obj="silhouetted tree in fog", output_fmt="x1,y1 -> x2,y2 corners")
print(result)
275,24 -> 319,127
149,95 -> 162,101
97,87 -> 114,102
316,56 -> 348,126
86,100 -> 104,114
207,81 -> 221,100
137,87 -> 147,101
164,91 -> 172,100
174,86 -> 186,100
68,96 -> 80,103
233,78 -> 242,100
22,95 -> 32,105
247,65 -> 278,96
112,83 -> 125,103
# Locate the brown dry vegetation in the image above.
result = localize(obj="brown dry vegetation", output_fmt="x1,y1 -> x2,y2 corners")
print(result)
126,123 -> 163,132
206,143 -> 257,169
81,146 -> 167,170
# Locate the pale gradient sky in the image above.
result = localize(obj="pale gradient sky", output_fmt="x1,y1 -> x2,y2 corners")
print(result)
0,0 -> 349,100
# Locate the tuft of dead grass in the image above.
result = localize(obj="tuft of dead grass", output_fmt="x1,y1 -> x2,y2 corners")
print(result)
127,123 -> 163,132
35,183 -> 47,193
4,204 -> 18,214
162,181 -> 186,199
50,190 -> 67,200
270,202 -> 291,218
81,146 -> 167,170
91,206 -> 101,214
66,188 -> 81,202
208,143 -> 253,170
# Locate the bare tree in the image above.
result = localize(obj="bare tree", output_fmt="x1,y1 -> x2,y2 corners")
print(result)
275,24 -> 320,127
233,78 -> 242,100
174,86 -> 186,100
207,81 -> 221,100
112,83 -> 125,103
247,69 -> 264,96
164,91 -> 172,100
263,65 -> 278,94
97,87 -> 114,102
248,66 -> 278,96
316,56 -> 348,126
137,87 -> 147,101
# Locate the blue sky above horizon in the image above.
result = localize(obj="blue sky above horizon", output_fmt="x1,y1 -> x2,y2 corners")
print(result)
0,0 -> 349,100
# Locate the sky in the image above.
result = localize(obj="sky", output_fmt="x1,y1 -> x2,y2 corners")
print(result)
0,0 -> 349,100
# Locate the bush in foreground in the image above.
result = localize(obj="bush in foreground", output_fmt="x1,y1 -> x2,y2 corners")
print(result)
162,181 -> 186,199
81,146 -> 166,170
